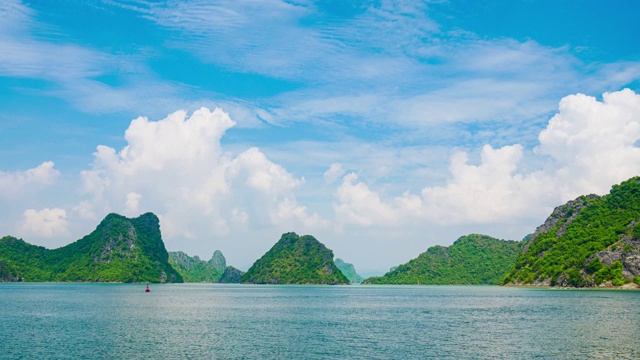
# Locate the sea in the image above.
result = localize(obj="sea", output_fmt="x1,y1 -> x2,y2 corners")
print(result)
0,284 -> 638,359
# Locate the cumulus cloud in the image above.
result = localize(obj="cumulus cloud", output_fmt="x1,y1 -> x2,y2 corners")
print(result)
333,89 -> 640,226
78,107 -> 324,244
0,161 -> 59,197
536,89 -> 640,197
125,192 -> 142,215
20,208 -> 69,237
323,163 -> 345,184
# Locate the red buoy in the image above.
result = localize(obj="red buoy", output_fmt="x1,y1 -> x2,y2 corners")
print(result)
145,283 -> 150,292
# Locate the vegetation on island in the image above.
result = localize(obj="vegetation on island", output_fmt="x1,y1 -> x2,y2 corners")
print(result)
169,250 -> 225,282
0,213 -> 182,283
168,250 -> 244,283
242,232 -> 349,284
363,234 -> 522,285
335,258 -> 364,283
503,177 -> 640,287
219,266 -> 245,283
4,177 -> 640,288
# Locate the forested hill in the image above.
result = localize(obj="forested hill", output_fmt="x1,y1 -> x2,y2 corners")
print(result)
242,232 -> 349,284
335,258 -> 364,283
0,213 -> 182,283
168,250 -> 243,283
363,234 -> 522,285
503,177 -> 640,287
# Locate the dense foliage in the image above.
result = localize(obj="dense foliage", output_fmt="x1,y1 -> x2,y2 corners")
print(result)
335,258 -> 364,283
242,232 -> 350,284
219,266 -> 245,283
363,234 -> 522,285
168,251 -> 225,282
503,177 -> 640,287
0,213 -> 182,283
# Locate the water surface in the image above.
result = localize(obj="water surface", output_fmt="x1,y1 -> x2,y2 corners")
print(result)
1,284 -> 638,359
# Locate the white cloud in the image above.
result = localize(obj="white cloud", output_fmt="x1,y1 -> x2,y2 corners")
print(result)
335,173 -> 407,226
20,208 -> 69,238
0,161 -> 59,197
78,107 -> 325,247
420,145 -> 554,224
536,89 -> 640,198
333,89 -> 640,227
71,201 -> 96,220
125,192 -> 142,214
323,163 -> 345,184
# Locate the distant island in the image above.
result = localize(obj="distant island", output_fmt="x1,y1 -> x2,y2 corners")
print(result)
3,177 -> 640,288
242,232 -> 349,284
363,234 -> 522,285
169,250 -> 244,283
335,258 -> 364,283
0,213 -> 181,283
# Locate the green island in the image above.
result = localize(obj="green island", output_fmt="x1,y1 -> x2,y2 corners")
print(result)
0,213 -> 181,283
363,234 -> 523,285
335,258 -> 364,283
242,232 -> 349,284
3,177 -> 640,288
168,250 -> 244,283
503,176 -> 640,287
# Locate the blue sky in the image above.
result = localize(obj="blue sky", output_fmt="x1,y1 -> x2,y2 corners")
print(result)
1,0 -> 640,274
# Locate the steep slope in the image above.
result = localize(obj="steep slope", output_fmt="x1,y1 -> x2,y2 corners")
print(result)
335,258 -> 364,283
209,250 -> 226,273
0,237 -> 52,281
168,250 -> 225,282
242,232 -> 349,285
503,177 -> 640,287
363,234 -> 522,285
0,213 -> 182,283
219,266 -> 244,283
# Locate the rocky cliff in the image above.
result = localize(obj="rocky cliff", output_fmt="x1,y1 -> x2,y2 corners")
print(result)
219,266 -> 244,283
168,249 -> 235,282
504,177 -> 640,287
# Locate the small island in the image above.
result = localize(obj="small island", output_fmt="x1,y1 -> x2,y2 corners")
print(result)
363,234 -> 522,285
0,213 -> 181,283
241,232 -> 350,285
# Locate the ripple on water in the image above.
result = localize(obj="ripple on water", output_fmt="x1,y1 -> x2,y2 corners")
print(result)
0,284 -> 639,359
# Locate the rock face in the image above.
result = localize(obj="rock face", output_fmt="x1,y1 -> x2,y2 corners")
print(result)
219,266 -> 244,283
0,260 -> 22,282
209,250 -> 227,273
363,234 -> 522,285
168,250 -> 226,282
522,194 -> 599,254
242,232 -> 350,285
504,177 -> 640,288
0,213 -> 182,283
334,258 -> 364,283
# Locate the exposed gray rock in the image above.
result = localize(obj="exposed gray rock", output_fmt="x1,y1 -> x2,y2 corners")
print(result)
586,241 -> 640,279
208,250 -> 226,273
218,266 -> 244,283
523,194 -> 599,254
0,260 -> 22,282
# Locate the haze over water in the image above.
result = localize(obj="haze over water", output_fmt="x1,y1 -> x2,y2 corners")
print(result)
1,284 -> 638,359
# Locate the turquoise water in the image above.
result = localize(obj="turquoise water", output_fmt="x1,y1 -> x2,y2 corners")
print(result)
1,284 -> 639,359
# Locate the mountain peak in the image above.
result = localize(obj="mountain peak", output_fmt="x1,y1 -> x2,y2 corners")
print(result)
0,212 -> 181,283
242,232 -> 349,285
504,176 -> 640,287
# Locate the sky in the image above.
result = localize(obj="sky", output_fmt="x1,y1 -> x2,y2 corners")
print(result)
1,0 -> 640,275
